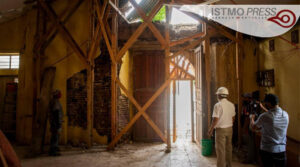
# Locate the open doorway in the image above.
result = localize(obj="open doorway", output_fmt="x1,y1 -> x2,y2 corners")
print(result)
170,80 -> 195,143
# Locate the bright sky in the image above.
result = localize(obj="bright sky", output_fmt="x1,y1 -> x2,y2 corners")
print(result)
170,8 -> 199,25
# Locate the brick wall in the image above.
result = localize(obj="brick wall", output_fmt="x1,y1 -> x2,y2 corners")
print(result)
93,49 -> 112,141
67,69 -> 87,128
67,43 -> 131,143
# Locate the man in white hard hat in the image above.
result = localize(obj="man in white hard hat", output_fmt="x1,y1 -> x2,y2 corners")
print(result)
208,87 -> 236,167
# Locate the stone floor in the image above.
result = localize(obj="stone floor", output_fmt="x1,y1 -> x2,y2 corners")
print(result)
21,137 -> 257,167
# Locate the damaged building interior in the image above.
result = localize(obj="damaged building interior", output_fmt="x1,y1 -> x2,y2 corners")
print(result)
0,0 -> 299,166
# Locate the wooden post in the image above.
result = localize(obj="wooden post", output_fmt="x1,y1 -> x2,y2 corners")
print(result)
236,32 -> 242,146
204,28 -> 211,138
87,65 -> 94,148
165,5 -> 171,153
190,80 -> 195,142
111,0 -> 118,146
172,80 -> 176,143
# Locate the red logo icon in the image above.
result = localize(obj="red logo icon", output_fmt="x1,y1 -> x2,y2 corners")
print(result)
268,9 -> 296,28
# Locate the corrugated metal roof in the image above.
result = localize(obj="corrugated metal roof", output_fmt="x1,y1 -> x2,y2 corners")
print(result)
126,0 -> 159,22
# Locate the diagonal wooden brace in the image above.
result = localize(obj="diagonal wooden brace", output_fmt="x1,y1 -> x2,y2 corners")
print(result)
39,0 -> 89,67
116,0 -> 164,62
95,0 -> 116,64
129,0 -> 167,49
170,61 -> 195,79
117,78 -> 167,143
108,69 -> 176,149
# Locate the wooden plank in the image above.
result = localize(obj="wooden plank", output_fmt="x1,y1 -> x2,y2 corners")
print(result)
116,79 -> 142,111
179,60 -> 185,78
168,34 -> 210,59
170,31 -> 205,47
38,0 -> 84,53
39,0 -> 89,67
204,33 -> 211,131
172,80 -> 176,143
88,23 -> 101,60
165,5 -> 171,152
86,66 -> 94,147
141,112 -> 167,143
116,0 -> 164,61
170,61 -> 195,79
95,0 -> 116,64
117,23 -> 147,61
32,67 -> 56,155
190,80 -> 195,142
129,0 -> 167,48
236,32 -> 243,146
87,0 -> 108,60
183,62 -> 191,78
111,0 -> 118,143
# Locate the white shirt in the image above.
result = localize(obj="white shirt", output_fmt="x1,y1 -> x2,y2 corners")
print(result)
212,98 -> 236,128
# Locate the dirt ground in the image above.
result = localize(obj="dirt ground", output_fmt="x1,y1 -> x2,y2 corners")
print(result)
20,137 -> 257,167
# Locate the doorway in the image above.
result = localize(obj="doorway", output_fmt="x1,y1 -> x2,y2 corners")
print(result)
170,80 -> 195,143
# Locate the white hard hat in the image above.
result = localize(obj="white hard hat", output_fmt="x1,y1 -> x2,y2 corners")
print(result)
216,87 -> 229,95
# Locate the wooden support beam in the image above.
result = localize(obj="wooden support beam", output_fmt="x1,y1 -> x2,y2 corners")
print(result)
88,23 -> 101,60
116,0 -> 164,62
183,62 -> 191,79
172,80 -> 176,143
108,69 -> 176,149
170,61 -> 195,79
204,32 -> 212,133
39,0 -> 89,67
190,80 -> 195,142
141,112 -> 167,143
165,5 -> 172,152
86,65 -> 94,148
95,0 -> 116,63
116,79 -> 142,111
37,0 -> 84,53
170,31 -> 205,47
111,0 -> 118,144
236,32 -> 243,146
87,0 -> 110,60
168,34 -> 210,59
117,79 -> 167,143
129,0 -> 167,48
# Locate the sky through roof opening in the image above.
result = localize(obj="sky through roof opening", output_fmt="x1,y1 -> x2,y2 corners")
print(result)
170,8 -> 199,25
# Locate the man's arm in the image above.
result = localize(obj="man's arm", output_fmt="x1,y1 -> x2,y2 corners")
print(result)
260,102 -> 268,112
250,114 -> 262,130
208,117 -> 219,137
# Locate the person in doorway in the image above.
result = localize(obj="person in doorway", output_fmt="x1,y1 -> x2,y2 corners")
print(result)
208,87 -> 236,167
251,94 -> 289,167
48,90 -> 63,156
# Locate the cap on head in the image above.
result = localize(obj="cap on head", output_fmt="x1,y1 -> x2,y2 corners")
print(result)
53,89 -> 62,99
264,94 -> 279,106
216,87 -> 229,96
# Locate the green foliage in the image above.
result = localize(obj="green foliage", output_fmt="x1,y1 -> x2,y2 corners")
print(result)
152,5 -> 166,22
